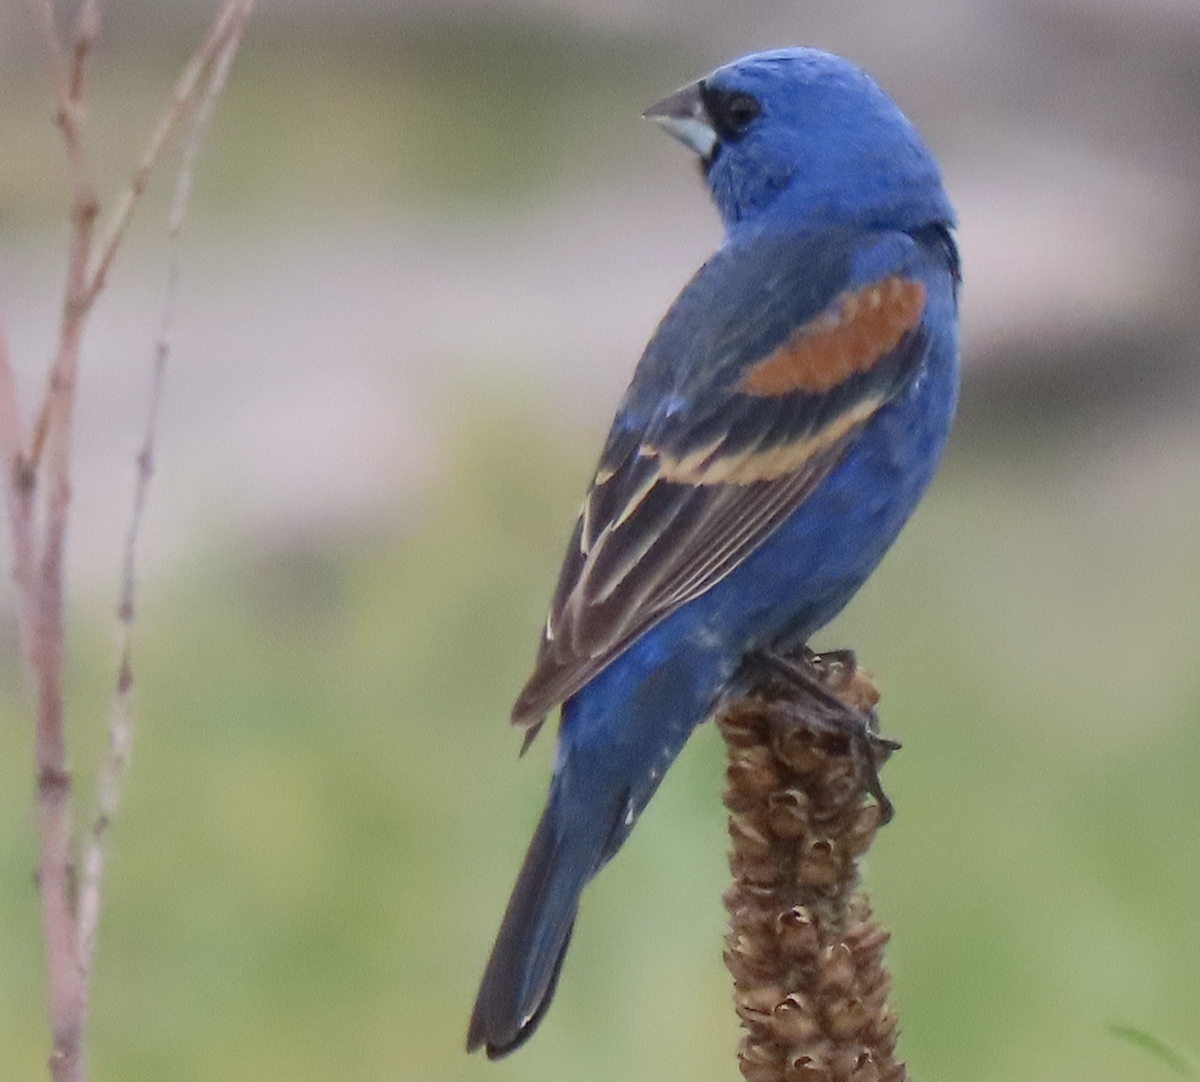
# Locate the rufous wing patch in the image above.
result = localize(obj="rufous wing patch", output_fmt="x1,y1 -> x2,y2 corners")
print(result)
740,276 -> 926,397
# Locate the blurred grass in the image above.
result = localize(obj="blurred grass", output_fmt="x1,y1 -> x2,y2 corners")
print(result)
1,399 -> 1198,1082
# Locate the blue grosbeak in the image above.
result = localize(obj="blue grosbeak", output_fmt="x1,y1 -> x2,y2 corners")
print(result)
468,47 -> 960,1058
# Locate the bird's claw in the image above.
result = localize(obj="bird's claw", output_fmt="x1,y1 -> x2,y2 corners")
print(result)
737,645 -> 899,824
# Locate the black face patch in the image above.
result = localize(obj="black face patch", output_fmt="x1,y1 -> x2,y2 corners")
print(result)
699,82 -> 763,143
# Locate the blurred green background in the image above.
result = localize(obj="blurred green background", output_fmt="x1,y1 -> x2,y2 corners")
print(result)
2,3 -> 1199,1082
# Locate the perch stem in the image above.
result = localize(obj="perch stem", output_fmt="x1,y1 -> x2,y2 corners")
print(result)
719,650 -> 905,1082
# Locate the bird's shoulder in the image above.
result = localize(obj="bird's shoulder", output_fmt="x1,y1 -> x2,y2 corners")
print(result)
617,220 -> 955,459
626,221 -> 951,413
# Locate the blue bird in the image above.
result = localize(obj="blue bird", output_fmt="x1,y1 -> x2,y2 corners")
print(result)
467,47 -> 960,1058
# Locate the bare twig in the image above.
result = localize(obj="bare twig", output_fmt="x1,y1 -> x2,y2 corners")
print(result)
77,8 -> 252,980
26,0 -> 100,475
4,2 -> 255,1080
19,3 -> 111,1078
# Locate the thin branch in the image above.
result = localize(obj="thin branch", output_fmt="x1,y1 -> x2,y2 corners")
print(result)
26,0 -> 101,478
27,0 -> 99,213
5,3 -> 256,1080
23,1 -> 100,1072
77,2 -> 253,978
0,311 -> 82,1082
84,0 -> 253,306
0,61 -> 79,1082
69,0 -> 103,103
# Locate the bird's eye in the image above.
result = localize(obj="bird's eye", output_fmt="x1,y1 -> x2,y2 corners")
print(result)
723,93 -> 761,131
700,85 -> 762,141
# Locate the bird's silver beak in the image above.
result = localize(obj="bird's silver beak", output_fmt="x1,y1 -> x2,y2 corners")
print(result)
643,81 -> 717,159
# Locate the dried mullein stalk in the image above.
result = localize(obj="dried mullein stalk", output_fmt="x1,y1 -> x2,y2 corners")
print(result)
719,649 -> 904,1082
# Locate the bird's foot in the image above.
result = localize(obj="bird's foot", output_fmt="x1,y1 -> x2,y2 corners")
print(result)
738,645 -> 899,823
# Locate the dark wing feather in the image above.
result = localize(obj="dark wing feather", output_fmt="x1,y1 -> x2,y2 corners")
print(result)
513,228 -> 944,732
513,402 -> 866,731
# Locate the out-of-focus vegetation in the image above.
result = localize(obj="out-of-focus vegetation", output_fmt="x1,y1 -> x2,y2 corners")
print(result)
2,8 -> 1199,1082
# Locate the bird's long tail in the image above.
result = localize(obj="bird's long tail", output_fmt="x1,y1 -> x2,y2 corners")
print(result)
466,775 -> 617,1058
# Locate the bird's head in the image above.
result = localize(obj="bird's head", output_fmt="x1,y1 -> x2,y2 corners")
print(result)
645,48 -> 954,233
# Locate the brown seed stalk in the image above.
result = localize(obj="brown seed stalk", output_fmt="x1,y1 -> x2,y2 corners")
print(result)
718,650 -> 905,1082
